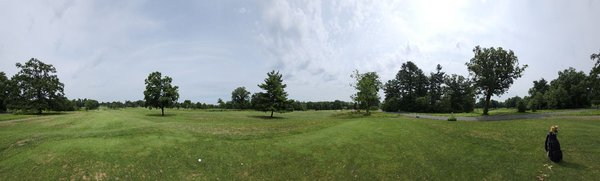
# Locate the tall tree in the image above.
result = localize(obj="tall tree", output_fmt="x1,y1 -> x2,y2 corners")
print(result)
528,78 -> 549,109
0,72 -> 9,113
217,98 -> 225,108
546,68 -> 589,108
143,71 -> 179,116
428,64 -> 445,108
254,70 -> 289,118
466,46 -> 527,115
382,61 -> 428,112
590,51 -> 600,101
84,99 -> 100,111
443,74 -> 476,113
350,70 -> 382,114
8,58 -> 66,114
231,87 -> 251,109
182,100 -> 193,109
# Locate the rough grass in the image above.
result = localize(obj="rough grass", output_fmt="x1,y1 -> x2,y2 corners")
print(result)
0,108 -> 598,180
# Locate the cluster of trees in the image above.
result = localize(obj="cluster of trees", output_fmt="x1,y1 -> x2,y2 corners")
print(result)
501,52 -> 600,111
144,70 -> 291,117
0,58 -> 73,114
4,48 -> 598,117
476,50 -> 600,112
288,100 -> 354,111
378,46 -> 527,115
381,61 -> 479,113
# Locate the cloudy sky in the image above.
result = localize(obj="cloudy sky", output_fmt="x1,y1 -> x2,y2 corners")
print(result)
1,0 -> 599,103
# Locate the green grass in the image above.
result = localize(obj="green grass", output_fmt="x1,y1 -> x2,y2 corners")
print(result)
0,114 -> 34,122
0,108 -> 599,180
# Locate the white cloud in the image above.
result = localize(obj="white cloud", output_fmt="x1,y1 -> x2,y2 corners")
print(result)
1,0 -> 599,103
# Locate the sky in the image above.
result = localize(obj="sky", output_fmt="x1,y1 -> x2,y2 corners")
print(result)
1,0 -> 599,103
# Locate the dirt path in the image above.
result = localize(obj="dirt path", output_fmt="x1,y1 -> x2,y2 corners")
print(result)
394,109 -> 587,121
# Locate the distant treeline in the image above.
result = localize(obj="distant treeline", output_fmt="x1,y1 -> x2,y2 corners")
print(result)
1,47 -> 599,115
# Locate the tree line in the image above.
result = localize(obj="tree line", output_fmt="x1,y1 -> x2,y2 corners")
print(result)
342,46 -> 600,115
2,46 -> 599,116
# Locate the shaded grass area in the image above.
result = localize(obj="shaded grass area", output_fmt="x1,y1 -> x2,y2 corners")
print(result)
0,108 -> 598,180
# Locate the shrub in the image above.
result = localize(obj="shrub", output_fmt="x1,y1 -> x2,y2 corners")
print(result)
517,100 -> 526,113
447,116 -> 457,121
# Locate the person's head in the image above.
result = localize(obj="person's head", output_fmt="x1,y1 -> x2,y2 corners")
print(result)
550,125 -> 559,133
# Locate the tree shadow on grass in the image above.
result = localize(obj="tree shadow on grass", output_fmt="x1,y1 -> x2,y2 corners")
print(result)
145,113 -> 176,117
248,115 -> 285,120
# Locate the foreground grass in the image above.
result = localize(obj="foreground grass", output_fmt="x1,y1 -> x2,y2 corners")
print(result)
0,108 -> 598,180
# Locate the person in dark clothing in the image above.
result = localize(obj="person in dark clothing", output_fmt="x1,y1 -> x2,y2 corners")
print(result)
545,125 -> 562,162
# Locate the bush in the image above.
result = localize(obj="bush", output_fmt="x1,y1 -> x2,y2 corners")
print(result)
517,100 -> 526,113
447,115 -> 457,121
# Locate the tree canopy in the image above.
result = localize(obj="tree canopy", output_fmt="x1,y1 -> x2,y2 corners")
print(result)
143,71 -> 179,116
350,70 -> 382,114
7,58 -> 66,114
231,87 -> 251,109
589,51 -> 600,101
382,61 -> 428,112
466,46 -> 527,115
0,72 -> 9,113
253,70 -> 289,118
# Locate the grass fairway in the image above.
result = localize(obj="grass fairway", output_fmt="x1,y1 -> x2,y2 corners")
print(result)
0,109 -> 599,180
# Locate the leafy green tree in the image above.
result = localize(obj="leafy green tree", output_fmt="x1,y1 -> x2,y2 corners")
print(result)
231,87 -> 251,109
528,92 -> 545,111
428,64 -> 445,108
143,71 -> 179,116
182,100 -> 193,109
517,100 -> 527,113
51,96 -> 75,111
546,68 -> 589,108
217,98 -> 225,108
527,78 -> 549,109
590,51 -> 600,103
545,85 -> 569,109
504,96 -> 523,108
254,70 -> 289,118
443,74 -> 476,113
84,99 -> 100,110
382,61 -> 428,112
351,70 -> 382,114
7,58 -> 66,114
466,46 -> 527,115
0,72 -> 8,113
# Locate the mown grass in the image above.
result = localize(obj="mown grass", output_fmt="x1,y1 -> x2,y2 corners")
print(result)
0,108 -> 598,180
0,114 -> 34,122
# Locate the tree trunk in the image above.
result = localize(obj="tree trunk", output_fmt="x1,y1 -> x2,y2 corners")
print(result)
161,107 -> 164,116
483,92 -> 492,116
270,110 -> 274,118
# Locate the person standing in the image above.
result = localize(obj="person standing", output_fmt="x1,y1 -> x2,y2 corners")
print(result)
545,125 -> 562,162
